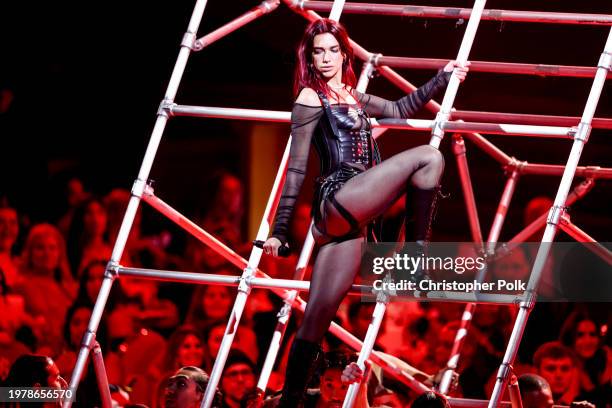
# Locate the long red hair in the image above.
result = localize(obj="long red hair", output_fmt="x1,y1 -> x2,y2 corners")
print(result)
294,19 -> 357,98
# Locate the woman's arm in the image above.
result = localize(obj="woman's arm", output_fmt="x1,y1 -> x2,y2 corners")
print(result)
355,60 -> 469,119
268,90 -> 323,251
355,70 -> 451,119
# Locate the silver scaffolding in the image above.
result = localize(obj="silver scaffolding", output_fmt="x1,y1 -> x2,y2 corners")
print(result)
65,1 -> 612,408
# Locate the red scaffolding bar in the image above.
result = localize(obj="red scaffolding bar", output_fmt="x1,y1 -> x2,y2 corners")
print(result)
295,1 -> 612,26
375,56 -> 612,79
452,110 -> 612,130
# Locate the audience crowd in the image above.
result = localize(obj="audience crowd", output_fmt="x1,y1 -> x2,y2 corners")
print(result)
0,173 -> 610,408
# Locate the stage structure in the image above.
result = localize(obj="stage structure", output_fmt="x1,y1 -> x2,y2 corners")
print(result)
65,1 -> 612,408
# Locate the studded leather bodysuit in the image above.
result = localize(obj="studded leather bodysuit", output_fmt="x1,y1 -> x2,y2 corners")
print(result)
271,70 -> 451,244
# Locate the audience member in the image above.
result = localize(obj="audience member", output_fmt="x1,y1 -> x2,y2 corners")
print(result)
186,285 -> 233,332
560,309 -> 612,406
0,204 -> 21,289
221,350 -> 257,408
163,326 -> 207,373
410,391 -> 450,408
16,223 -> 76,352
533,341 -> 583,405
0,267 -> 35,379
203,321 -> 259,372
66,197 -> 112,278
56,177 -> 91,238
152,327 -> 208,408
3,354 -> 66,408
518,373 -> 555,408
164,366 -> 222,408
119,277 -> 179,335
104,302 -> 167,406
54,301 -> 107,379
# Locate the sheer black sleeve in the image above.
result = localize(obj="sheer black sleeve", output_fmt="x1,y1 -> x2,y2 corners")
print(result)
355,70 -> 451,118
271,104 -> 324,245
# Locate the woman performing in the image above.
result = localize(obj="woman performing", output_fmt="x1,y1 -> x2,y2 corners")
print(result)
263,18 -> 469,407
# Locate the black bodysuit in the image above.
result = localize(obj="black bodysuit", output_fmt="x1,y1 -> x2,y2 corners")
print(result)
272,70 -> 451,244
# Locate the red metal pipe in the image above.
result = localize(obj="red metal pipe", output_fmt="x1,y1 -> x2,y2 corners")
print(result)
452,110 -> 612,130
559,216 -> 612,265
377,57 -> 612,79
520,164 -> 612,179
508,375 -> 523,408
194,0 -> 280,50
296,1 -> 612,26
453,134 -> 484,243
91,342 -> 112,408
509,179 -> 594,244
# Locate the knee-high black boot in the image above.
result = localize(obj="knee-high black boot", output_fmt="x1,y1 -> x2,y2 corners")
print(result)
403,186 -> 443,281
278,338 -> 322,408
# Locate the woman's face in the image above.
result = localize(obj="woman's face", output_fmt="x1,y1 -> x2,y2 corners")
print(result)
202,286 -> 232,320
217,176 -> 243,215
30,234 -> 61,274
0,208 -> 18,251
493,249 -> 530,281
207,325 -> 225,358
312,32 -> 344,80
84,201 -> 107,238
70,307 -> 91,347
574,320 -> 599,359
177,334 -> 204,367
86,264 -> 106,302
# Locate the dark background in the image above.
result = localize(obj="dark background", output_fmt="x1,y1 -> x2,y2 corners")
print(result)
1,0 -> 611,241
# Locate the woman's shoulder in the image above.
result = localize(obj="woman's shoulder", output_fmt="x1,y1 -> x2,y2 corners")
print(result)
295,88 -> 322,107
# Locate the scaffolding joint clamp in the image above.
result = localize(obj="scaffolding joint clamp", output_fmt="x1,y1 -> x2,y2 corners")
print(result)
582,166 -> 601,179
451,134 -> 466,155
82,330 -> 97,349
292,0 -> 305,10
193,39 -> 204,51
598,51 -> 612,71
375,287 -> 390,304
239,267 -> 255,293
519,290 -> 537,310
575,178 -> 595,196
496,362 -> 514,381
260,0 -> 280,13
181,31 -> 197,50
573,122 -> 592,142
143,181 -> 155,197
157,98 -> 175,118
370,53 -> 382,68
546,204 -> 566,226
276,301 -> 292,319
106,261 -> 120,278
372,273 -> 395,301
131,178 -> 148,198
432,111 -> 449,138
505,157 -> 525,176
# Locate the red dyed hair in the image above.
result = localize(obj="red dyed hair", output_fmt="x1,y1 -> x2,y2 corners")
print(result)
294,18 -> 357,98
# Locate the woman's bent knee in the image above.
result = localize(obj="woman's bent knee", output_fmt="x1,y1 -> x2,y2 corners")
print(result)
418,145 -> 445,172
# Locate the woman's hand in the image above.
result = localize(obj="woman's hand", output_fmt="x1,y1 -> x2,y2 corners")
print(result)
263,237 -> 284,257
443,60 -> 470,82
341,362 -> 364,384
341,362 -> 372,408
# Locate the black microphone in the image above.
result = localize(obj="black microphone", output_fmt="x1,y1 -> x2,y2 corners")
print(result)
253,240 -> 291,257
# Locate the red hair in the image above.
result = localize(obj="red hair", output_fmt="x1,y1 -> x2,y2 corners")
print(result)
294,19 -> 357,98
